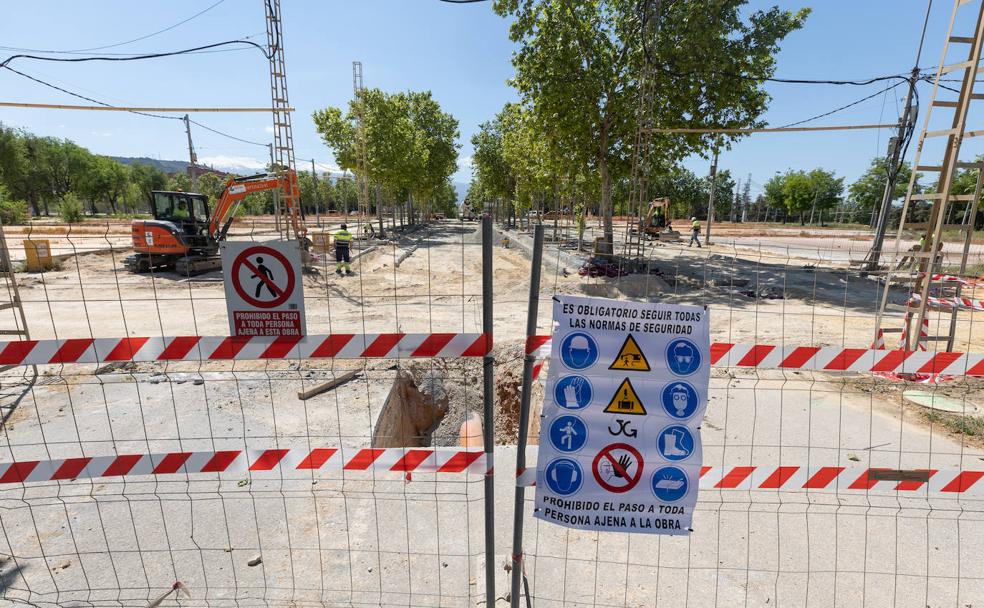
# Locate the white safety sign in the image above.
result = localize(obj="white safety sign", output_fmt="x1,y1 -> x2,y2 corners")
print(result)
221,240 -> 306,337
534,295 -> 709,535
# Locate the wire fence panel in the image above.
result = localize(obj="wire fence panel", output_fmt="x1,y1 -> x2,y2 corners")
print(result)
501,217 -> 984,608
1,216 -> 984,606
0,218 -> 493,607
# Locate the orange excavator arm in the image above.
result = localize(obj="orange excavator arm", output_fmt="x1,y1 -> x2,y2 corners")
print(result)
209,170 -> 306,241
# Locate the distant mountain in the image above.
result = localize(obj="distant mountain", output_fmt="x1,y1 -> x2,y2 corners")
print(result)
111,157 -> 190,174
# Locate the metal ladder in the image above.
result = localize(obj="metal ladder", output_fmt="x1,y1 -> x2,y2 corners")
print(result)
874,0 -> 984,352
264,0 -> 304,240
0,222 -> 32,373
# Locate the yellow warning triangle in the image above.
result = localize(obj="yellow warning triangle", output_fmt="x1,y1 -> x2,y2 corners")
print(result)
603,378 -> 647,415
609,334 -> 651,371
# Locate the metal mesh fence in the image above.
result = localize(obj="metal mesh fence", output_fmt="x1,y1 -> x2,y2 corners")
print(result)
0,214 -> 982,607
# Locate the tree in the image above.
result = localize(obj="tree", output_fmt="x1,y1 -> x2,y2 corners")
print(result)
197,172 -> 226,206
848,157 -> 915,226
493,0 -> 808,253
765,168 -> 844,225
313,88 -> 460,224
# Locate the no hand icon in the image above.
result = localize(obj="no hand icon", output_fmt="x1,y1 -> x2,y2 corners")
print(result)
231,245 -> 296,309
592,443 -> 644,493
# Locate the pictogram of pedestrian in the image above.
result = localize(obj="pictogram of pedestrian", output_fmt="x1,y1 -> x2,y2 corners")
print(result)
252,256 -> 278,298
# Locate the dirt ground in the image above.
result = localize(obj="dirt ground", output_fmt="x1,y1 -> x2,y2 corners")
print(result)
1,220 -> 984,607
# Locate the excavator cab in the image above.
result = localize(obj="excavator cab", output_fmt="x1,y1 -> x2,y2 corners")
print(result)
150,192 -> 211,247
127,191 -> 217,273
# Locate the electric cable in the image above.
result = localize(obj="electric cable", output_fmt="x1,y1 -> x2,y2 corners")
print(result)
774,80 -> 909,129
1,64 -> 180,121
0,0 -> 227,54
1,64 -> 271,151
1,39 -> 270,69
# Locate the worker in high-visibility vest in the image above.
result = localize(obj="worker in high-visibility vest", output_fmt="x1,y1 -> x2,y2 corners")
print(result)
334,223 -> 354,276
688,217 -> 702,248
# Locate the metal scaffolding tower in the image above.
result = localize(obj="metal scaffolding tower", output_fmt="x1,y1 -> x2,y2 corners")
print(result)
874,0 -> 984,352
353,61 -> 373,237
264,0 -> 304,241
623,0 -> 662,260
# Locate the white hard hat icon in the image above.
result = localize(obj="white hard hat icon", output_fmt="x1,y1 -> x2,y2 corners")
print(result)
570,335 -> 590,350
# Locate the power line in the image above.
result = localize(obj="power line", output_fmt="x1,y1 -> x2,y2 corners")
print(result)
647,124 -> 895,134
775,81 -> 908,129
0,33 -> 267,57
1,64 -> 179,121
1,65 -> 272,148
1,39 -> 270,69
0,0 -> 227,54
189,119 -> 267,147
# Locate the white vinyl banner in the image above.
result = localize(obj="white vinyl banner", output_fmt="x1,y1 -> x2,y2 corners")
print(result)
534,295 -> 710,535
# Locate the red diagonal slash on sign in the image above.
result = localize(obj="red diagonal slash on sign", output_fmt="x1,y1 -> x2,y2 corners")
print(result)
592,443 -> 643,493
240,257 -> 284,298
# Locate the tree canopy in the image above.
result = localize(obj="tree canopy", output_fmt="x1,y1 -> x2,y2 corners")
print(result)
491,0 -> 808,251
312,88 -> 460,221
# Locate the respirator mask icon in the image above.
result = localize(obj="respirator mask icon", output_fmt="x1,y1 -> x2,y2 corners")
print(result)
671,384 -> 690,417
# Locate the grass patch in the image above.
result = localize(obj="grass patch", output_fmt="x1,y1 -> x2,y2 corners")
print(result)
921,409 -> 984,439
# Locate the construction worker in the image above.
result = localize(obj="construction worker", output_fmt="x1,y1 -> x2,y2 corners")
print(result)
688,217 -> 701,248
172,200 -> 190,220
334,223 -> 354,276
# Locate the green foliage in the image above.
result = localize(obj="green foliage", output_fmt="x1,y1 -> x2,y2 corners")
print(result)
313,89 -> 460,221
0,187 -> 29,225
59,193 -> 84,223
492,0 -> 808,250
196,172 -> 226,204
764,168 -> 844,224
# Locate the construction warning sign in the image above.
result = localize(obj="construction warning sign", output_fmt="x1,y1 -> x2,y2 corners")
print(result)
603,378 -> 647,415
535,295 -> 710,535
609,334 -> 650,371
221,241 -> 307,337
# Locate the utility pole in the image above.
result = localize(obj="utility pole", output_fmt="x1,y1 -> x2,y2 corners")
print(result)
183,114 -> 198,190
311,159 -> 321,227
863,0 -> 932,272
704,148 -> 718,247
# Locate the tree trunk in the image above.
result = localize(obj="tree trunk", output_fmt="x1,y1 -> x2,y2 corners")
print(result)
599,155 -> 614,257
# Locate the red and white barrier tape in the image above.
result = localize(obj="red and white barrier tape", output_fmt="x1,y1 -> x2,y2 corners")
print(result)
516,465 -> 984,495
0,448 -> 490,485
0,333 -> 489,366
917,295 -> 984,312
925,273 -> 984,287
3,450 -> 981,496
526,336 -> 984,377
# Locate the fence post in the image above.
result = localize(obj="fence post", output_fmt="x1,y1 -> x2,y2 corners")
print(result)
482,216 -> 496,606
509,224 -> 544,607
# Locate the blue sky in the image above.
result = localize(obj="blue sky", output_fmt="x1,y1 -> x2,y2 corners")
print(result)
0,1 -> 967,197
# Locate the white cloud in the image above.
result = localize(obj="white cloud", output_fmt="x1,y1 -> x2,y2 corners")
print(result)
264,125 -> 275,134
457,155 -> 473,171
198,155 -> 267,172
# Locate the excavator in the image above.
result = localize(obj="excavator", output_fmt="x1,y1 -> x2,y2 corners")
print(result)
638,198 -> 681,242
125,170 -> 307,275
